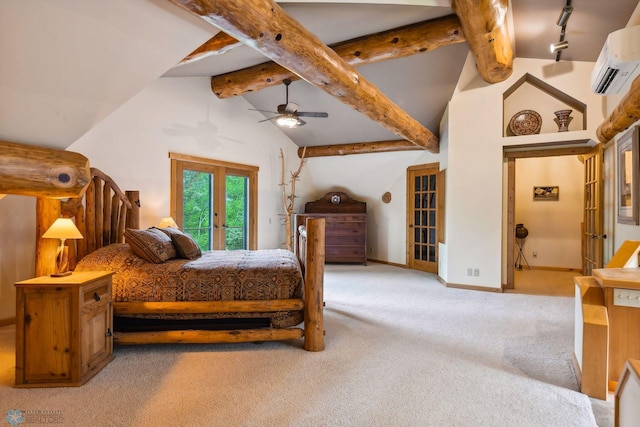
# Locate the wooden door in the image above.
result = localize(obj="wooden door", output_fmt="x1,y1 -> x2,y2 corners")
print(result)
583,145 -> 605,275
407,164 -> 443,273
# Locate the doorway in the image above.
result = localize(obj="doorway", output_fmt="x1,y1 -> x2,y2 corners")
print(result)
504,146 -> 595,291
170,153 -> 258,250
406,163 -> 444,273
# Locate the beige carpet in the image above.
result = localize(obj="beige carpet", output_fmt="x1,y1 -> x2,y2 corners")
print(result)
0,263 -> 611,426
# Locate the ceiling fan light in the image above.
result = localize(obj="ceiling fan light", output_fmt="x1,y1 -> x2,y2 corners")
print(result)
276,114 -> 301,128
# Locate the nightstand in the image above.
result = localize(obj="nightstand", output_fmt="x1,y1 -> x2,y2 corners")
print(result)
15,271 -> 115,387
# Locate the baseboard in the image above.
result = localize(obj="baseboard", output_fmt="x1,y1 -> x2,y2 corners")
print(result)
445,282 -> 503,293
366,259 -> 407,269
0,317 -> 16,327
527,266 -> 582,272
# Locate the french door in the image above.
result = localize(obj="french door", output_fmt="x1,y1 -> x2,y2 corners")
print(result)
170,153 -> 258,250
406,163 -> 444,273
582,145 -> 604,275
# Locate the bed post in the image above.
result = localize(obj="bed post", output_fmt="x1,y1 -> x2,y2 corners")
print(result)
304,217 -> 325,351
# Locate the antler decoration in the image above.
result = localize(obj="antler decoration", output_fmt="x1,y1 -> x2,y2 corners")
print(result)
280,147 -> 307,250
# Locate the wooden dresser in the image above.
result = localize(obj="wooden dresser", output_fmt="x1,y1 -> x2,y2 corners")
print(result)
296,192 -> 366,265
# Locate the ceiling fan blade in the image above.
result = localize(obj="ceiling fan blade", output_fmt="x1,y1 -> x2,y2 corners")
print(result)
296,111 -> 329,118
249,108 -> 278,114
257,116 -> 279,123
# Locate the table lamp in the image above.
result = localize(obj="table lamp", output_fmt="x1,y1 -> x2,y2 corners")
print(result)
158,216 -> 179,229
42,218 -> 84,277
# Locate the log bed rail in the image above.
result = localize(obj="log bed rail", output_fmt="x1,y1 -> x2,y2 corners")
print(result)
35,168 -> 325,351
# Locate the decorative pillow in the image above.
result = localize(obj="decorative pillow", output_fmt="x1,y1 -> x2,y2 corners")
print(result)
154,227 -> 202,260
124,228 -> 176,263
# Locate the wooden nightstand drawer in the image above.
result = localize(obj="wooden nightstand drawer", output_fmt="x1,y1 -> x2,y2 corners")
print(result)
15,271 -> 114,387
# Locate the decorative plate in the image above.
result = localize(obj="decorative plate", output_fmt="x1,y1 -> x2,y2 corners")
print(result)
508,110 -> 542,136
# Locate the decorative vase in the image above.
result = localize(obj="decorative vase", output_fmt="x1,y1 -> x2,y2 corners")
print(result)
553,109 -> 573,132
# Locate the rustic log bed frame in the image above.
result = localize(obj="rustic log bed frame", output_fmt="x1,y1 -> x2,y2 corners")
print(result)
35,168 -> 326,351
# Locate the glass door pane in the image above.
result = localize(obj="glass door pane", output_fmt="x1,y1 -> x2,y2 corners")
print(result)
225,174 -> 249,250
182,170 -> 213,251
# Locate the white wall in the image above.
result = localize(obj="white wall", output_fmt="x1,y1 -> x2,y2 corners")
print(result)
69,76 -> 310,249
304,149 -> 443,265
446,56 -> 606,289
0,196 -> 36,320
515,156 -> 583,269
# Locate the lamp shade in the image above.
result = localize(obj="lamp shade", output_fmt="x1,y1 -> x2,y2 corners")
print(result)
158,216 -> 179,228
42,218 -> 83,240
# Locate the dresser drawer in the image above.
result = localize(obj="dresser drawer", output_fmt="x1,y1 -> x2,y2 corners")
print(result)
326,234 -> 366,246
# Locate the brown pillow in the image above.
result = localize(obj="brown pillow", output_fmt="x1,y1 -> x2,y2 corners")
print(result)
155,227 -> 202,260
124,228 -> 176,263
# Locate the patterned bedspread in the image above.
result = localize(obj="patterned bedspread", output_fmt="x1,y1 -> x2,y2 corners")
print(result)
75,244 -> 304,327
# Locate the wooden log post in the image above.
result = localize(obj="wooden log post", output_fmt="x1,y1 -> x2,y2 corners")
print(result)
304,217 -> 325,351
35,198 -> 62,277
126,190 -> 140,232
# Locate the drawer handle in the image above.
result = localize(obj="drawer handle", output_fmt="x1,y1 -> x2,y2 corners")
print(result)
93,292 -> 101,302
106,328 -> 112,337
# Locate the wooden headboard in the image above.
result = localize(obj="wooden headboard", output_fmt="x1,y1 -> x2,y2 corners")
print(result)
35,168 -> 140,276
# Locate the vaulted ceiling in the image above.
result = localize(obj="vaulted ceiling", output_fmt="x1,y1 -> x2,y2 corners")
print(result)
1,0 -> 638,154
164,0 -> 639,153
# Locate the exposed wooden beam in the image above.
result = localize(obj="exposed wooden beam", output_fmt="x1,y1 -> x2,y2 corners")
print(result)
180,31 -> 242,64
298,140 -> 424,158
0,140 -> 91,198
169,0 -> 439,152
451,0 -> 513,83
211,15 -> 465,98
597,75 -> 640,143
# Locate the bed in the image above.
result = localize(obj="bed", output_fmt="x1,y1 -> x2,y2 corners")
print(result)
35,168 -> 325,351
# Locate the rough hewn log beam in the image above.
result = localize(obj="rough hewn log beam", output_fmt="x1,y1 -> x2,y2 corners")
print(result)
0,140 -> 91,198
169,0 -> 438,152
180,31 -> 242,64
597,75 -> 640,143
451,0 -> 513,83
211,15 -> 465,98
298,140 -> 423,158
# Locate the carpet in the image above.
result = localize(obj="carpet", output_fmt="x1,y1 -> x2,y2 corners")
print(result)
0,263 -> 611,426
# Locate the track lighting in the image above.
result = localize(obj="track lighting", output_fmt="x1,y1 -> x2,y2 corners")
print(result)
550,40 -> 569,53
556,5 -> 573,27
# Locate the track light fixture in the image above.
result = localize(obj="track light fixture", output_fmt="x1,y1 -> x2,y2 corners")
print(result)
552,0 -> 572,61
556,5 -> 573,27
550,40 -> 569,53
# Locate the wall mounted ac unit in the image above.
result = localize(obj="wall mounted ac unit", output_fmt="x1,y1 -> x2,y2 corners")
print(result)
591,25 -> 640,95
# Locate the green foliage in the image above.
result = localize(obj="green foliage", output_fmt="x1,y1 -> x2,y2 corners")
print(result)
181,170 -> 248,251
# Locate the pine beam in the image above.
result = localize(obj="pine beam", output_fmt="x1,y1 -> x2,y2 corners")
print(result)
451,0 -> 513,83
0,140 -> 91,198
210,14 -> 465,98
169,0 -> 439,152
180,31 -> 242,64
597,75 -> 640,143
298,140 -> 423,158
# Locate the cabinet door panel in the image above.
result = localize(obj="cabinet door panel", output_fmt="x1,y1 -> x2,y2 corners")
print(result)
24,292 -> 72,382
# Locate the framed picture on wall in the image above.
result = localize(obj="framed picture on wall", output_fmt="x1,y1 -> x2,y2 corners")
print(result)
533,186 -> 559,201
617,126 -> 640,225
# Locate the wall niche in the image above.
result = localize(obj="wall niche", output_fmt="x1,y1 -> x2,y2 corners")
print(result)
503,73 -> 586,137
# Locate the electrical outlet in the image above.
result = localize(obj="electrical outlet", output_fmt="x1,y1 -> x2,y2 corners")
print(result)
473,268 -> 479,277
532,251 -> 537,258
368,247 -> 373,254
467,268 -> 473,276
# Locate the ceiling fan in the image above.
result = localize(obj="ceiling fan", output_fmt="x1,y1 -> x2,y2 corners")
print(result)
251,79 -> 328,128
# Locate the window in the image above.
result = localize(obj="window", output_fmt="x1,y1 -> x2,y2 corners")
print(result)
170,153 -> 258,250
